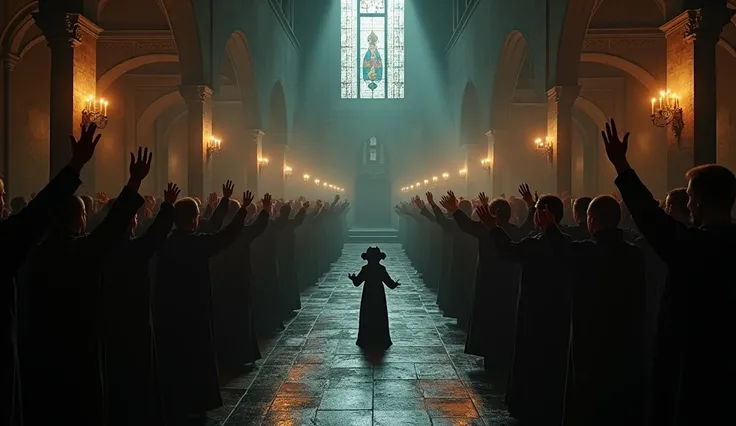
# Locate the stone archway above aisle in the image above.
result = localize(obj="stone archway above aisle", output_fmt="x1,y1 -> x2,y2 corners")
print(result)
580,53 -> 659,93
97,53 -> 179,95
574,96 -> 607,130
489,30 -> 529,130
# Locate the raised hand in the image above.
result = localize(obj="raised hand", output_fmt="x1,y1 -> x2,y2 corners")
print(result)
518,183 -> 535,207
445,191 -> 460,213
222,180 -> 235,198
262,193 -> 273,210
207,192 -> 218,208
69,123 -> 102,171
425,192 -> 435,206
478,192 -> 489,206
413,196 -> 426,210
129,146 -> 153,182
476,204 -> 497,228
601,118 -> 630,173
164,182 -> 181,204
242,190 -> 254,207
302,201 -> 310,209
348,273 -> 358,281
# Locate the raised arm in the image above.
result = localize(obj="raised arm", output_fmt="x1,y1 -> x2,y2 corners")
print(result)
516,183 -> 538,235
476,203 -> 537,262
200,181 -> 234,232
348,269 -> 365,287
132,183 -> 178,256
293,202 -> 308,228
381,267 -> 400,289
241,207 -> 270,242
201,191 -> 268,256
452,209 -> 484,237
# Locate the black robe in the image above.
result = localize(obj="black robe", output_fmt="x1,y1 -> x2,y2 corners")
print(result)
353,262 -> 399,349
20,186 -> 143,426
561,222 -> 591,241
250,219 -> 283,334
152,204 -> 249,419
430,205 -> 477,325
102,202 -> 175,426
0,166 -> 81,426
273,208 -> 307,313
211,210 -> 269,371
563,228 -> 649,426
490,225 -> 571,425
615,169 -> 736,426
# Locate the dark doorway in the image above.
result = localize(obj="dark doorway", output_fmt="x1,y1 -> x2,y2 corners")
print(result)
354,173 -> 392,228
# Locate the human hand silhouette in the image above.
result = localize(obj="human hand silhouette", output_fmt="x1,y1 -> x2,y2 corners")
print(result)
242,190 -> 254,207
602,118 -> 631,174
127,147 -> 152,190
69,123 -> 102,172
222,180 -> 235,199
164,183 -> 181,204
476,204 -> 497,228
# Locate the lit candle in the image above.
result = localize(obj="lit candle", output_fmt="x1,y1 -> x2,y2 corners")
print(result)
651,98 -> 655,114
659,97 -> 662,110
103,101 -> 108,117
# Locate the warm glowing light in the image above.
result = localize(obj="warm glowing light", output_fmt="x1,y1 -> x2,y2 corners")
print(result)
410,185 -> 415,189
423,179 -> 429,185
458,168 -> 467,177
415,182 -> 421,187
432,176 -> 438,183
442,172 -> 449,181
303,174 -> 310,182
314,179 -> 321,185
258,157 -> 269,165
283,165 -> 293,176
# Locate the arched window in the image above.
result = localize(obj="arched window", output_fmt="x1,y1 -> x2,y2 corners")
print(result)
341,0 -> 405,99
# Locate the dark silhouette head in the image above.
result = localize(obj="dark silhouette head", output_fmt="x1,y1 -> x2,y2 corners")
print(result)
54,195 -> 88,235
99,197 -> 137,234
10,196 -> 26,214
458,199 -> 473,216
361,246 -> 386,264
489,198 -> 512,225
79,194 -> 94,216
684,164 -> 736,226
224,199 -> 242,225
535,195 -> 564,226
665,187 -> 689,224
174,197 -> 200,232
573,196 -> 592,225
279,203 -> 292,218
587,195 -> 621,234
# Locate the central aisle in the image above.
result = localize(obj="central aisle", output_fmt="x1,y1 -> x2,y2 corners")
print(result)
215,243 -> 514,426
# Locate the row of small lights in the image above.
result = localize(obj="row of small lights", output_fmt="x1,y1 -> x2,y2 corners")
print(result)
300,173 -> 345,193
400,171 -> 459,193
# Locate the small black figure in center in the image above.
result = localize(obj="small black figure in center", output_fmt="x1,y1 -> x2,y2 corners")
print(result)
349,246 -> 400,349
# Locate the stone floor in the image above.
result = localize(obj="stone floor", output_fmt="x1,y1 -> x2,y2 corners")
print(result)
211,243 -> 515,426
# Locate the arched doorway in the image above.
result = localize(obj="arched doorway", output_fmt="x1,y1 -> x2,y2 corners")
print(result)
354,137 -> 392,228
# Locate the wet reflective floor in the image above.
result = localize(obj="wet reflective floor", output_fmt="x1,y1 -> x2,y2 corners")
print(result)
212,243 -> 515,425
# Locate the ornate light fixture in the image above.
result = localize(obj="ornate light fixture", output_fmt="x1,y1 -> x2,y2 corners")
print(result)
458,168 -> 467,179
423,179 -> 429,186
257,157 -> 269,174
481,158 -> 492,171
206,136 -> 222,161
534,137 -> 553,164
82,95 -> 108,129
651,89 -> 684,137
283,165 -> 293,180
442,172 -> 449,182
314,178 -> 321,185
303,174 -> 310,183
432,176 -> 438,186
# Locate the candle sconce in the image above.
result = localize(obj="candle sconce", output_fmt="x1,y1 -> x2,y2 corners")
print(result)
481,158 -> 492,172
651,90 -> 684,138
206,136 -> 221,161
283,165 -> 293,181
432,176 -> 438,187
458,168 -> 467,180
82,95 -> 108,129
534,137 -> 553,164
442,172 -> 449,182
314,178 -> 321,186
303,174 -> 310,183
257,157 -> 269,174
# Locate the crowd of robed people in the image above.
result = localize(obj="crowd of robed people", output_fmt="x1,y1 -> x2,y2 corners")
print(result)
0,123 -> 349,426
395,118 -> 736,426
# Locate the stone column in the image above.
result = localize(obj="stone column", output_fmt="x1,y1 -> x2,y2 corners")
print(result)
33,11 -> 102,193
547,85 -> 580,195
462,143 -> 488,197
248,129 -> 264,195
661,6 -> 734,189
1,54 -> 18,193
179,85 -> 213,199
263,141 -> 287,198
486,130 -> 500,197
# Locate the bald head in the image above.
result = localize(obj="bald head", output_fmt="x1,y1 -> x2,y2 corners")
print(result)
174,197 -> 200,231
587,195 -> 621,234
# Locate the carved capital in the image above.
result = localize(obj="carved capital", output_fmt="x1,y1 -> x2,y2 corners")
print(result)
547,86 -> 580,108
179,85 -> 213,103
662,8 -> 734,43
2,53 -> 20,72
32,12 -> 102,48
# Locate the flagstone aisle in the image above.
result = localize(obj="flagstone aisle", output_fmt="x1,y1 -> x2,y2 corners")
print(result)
212,243 -> 515,425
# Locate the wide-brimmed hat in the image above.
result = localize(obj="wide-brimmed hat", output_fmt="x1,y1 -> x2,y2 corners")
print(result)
361,246 -> 386,261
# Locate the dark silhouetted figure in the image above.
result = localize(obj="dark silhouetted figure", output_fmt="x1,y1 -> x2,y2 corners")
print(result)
602,118 -> 736,426
102,183 -> 179,426
563,195 -> 648,426
349,247 -> 399,350
479,194 -> 571,426
273,201 -> 308,314
562,196 -> 592,241
20,147 -> 152,426
664,187 -> 689,224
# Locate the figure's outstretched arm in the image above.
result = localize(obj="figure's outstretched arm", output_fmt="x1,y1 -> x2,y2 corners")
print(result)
348,270 -> 365,287
382,268 -> 400,289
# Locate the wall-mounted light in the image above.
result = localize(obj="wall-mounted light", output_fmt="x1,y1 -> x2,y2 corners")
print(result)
415,181 -> 421,188
283,165 -> 293,181
410,184 -> 415,190
481,158 -> 492,171
432,176 -> 438,186
458,168 -> 467,179
314,178 -> 321,185
442,172 -> 449,182
258,157 -> 269,174
82,95 -> 109,129
206,136 -> 222,161
303,174 -> 310,183
534,137 -> 553,164
423,179 -> 429,186
651,89 -> 684,138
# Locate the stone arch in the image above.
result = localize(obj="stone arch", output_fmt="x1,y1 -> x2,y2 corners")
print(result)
136,90 -> 183,144
0,3 -> 40,57
224,31 -> 261,130
489,30 -> 529,129
97,54 -> 179,95
574,96 -> 607,130
266,81 -> 288,146
580,53 -> 659,93
460,81 -> 482,146
159,0 -> 205,85
555,0 -> 598,86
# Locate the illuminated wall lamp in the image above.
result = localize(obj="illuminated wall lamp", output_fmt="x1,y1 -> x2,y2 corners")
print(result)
650,89 -> 684,138
481,158 -> 492,172
303,174 -> 310,183
82,95 -> 109,129
283,165 -> 293,181
206,136 -> 222,161
432,176 -> 438,186
442,172 -> 449,182
534,137 -> 553,164
314,178 -> 321,185
257,157 -> 269,174
458,168 -> 467,180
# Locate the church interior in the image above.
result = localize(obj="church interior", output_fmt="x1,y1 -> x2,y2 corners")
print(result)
1,0 -> 735,425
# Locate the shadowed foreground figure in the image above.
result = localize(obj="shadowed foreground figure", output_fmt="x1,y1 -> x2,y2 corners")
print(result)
349,247 -> 400,350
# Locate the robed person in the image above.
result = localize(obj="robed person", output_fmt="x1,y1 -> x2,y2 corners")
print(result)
153,186 -> 267,422
478,195 -> 571,426
602,119 -> 736,426
212,200 -> 270,372
102,183 -> 180,426
430,195 -> 477,327
561,195 -> 649,426
272,202 -> 308,313
561,197 -> 592,241
251,206 -> 284,334
20,147 -> 152,426
1,123 -> 100,426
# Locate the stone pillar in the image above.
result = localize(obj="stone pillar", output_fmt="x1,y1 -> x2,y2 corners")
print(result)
462,143 -> 488,197
179,85 -> 213,199
661,5 -> 734,189
547,85 -> 580,195
263,141 -> 287,198
1,54 -> 18,193
486,130 -> 500,197
33,10 -> 102,193
248,129 -> 264,195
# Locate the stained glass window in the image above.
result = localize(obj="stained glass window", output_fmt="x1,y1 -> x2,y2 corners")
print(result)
341,0 -> 404,99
